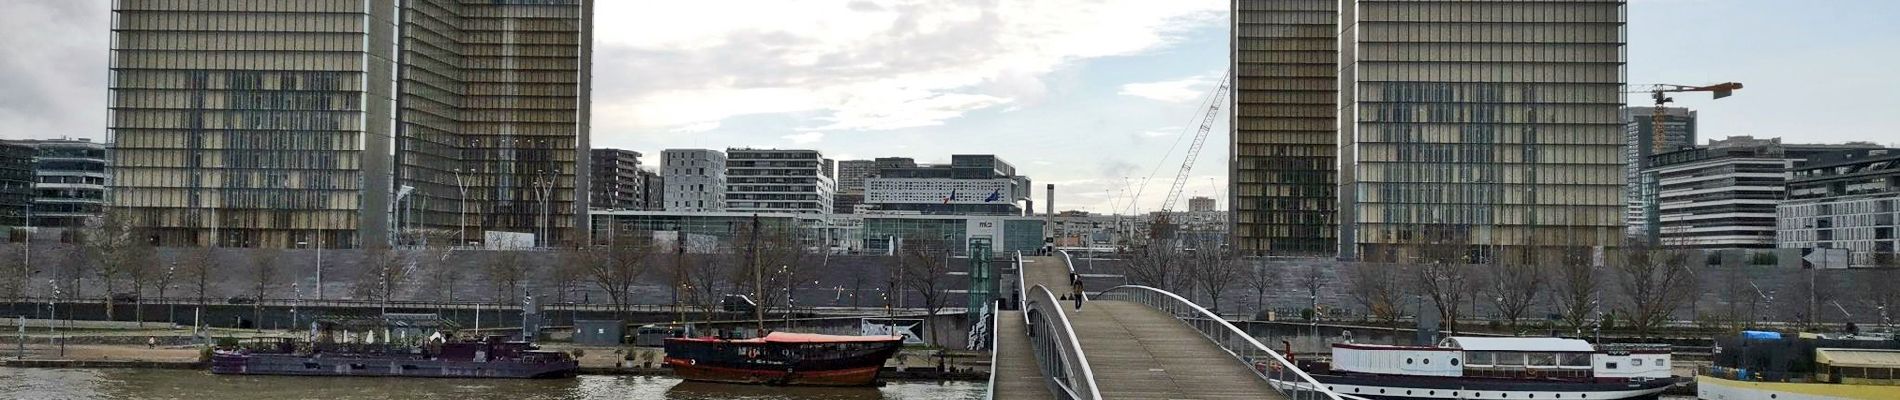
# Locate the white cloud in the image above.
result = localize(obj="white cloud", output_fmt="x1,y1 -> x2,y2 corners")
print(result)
782,131 -> 826,144
591,0 -> 1225,134
1140,126 -> 1184,138
1118,74 -> 1217,103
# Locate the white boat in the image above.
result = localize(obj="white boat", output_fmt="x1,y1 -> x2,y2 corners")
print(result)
1275,336 -> 1676,400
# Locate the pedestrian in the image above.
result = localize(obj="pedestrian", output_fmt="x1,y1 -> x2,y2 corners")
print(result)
1070,273 -> 1084,311
147,336 -> 157,349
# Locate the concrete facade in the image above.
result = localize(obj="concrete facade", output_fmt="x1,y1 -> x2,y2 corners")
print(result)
724,148 -> 834,214
660,149 -> 726,212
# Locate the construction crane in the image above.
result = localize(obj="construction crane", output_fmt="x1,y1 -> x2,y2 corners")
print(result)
1630,82 -> 1742,151
1150,71 -> 1231,241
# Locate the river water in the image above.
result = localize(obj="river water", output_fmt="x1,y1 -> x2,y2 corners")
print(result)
0,368 -> 983,400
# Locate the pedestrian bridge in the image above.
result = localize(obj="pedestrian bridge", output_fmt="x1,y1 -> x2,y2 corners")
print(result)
986,252 -> 1346,400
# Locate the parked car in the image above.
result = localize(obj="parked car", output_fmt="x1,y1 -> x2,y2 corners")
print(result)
226,296 -> 256,305
110,293 -> 139,303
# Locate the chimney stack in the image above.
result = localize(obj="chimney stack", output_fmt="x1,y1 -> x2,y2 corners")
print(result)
1045,184 -> 1055,216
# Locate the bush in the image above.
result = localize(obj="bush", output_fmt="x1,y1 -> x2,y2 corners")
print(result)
570,349 -> 586,359
198,346 -> 213,363
1300,308 -> 1316,321
1750,252 -> 1778,266
1487,320 -> 1504,331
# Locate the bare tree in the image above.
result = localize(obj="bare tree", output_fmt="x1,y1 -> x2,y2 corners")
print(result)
682,250 -> 734,319
754,227 -> 813,317
177,246 -> 216,305
1862,266 -> 1900,331
1242,261 -> 1277,317
0,244 -> 24,301
1612,245 -> 1698,337
420,244 -> 457,302
1121,245 -> 1178,291
583,235 -> 652,324
487,250 -> 527,305
1345,262 -> 1410,339
1713,264 -> 1753,330
1484,257 -> 1543,331
81,211 -> 148,322
1412,240 -> 1474,334
1546,246 -> 1602,333
1188,244 -> 1241,315
546,247 -> 588,305
355,246 -> 407,303
901,236 -> 955,347
1298,264 -> 1326,319
250,249 -> 279,330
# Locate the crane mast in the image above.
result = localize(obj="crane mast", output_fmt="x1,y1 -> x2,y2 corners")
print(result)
1150,71 -> 1230,241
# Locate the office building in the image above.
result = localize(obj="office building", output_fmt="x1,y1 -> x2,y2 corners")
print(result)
7,139 -> 109,229
641,169 -> 664,210
1336,0 -> 1627,261
661,149 -> 725,212
1231,0 -> 1339,257
864,154 -> 1030,216
0,144 -> 33,229
1623,106 -> 1697,241
725,148 -> 834,214
108,0 -> 593,248
590,210 -> 1045,255
1648,136 -> 1881,249
1188,196 -> 1217,212
1779,148 -> 1900,266
837,160 -> 875,191
589,149 -> 646,210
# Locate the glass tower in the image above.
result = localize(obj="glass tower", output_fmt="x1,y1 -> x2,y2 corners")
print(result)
1231,0 -> 1340,257
109,0 -> 590,248
1338,0 -> 1628,260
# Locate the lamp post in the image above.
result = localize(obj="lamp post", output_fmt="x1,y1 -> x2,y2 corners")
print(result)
454,168 -> 469,247
165,262 -> 177,326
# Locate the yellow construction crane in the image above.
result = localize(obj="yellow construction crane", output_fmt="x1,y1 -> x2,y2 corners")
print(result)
1629,82 -> 1743,150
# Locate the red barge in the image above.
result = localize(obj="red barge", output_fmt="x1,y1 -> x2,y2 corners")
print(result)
663,332 -> 904,386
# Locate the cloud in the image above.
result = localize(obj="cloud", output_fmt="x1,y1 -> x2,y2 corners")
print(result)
1118,74 -> 1215,103
0,1 -> 109,140
1140,126 -> 1184,138
782,131 -> 825,144
591,0 -> 1225,134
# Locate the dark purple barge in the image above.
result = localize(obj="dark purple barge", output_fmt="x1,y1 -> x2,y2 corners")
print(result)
210,337 -> 578,379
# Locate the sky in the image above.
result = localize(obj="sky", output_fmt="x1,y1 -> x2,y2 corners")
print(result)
2,0 -> 1897,215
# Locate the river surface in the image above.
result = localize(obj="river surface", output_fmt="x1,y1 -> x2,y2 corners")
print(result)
0,368 -> 983,400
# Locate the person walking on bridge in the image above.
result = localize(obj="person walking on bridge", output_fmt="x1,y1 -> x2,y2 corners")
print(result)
1069,272 -> 1084,311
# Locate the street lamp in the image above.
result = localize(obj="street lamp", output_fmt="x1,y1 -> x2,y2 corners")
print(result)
298,240 -> 323,301
454,168 -> 470,247
166,262 -> 177,326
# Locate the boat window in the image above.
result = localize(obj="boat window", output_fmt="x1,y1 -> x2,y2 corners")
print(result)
1605,362 -> 1618,369
1528,353 -> 1556,367
1496,352 -> 1525,366
1561,353 -> 1591,367
1655,358 -> 1665,366
1633,359 -> 1644,367
1450,358 -> 1460,366
1423,358 -> 1431,365
1406,358 -> 1414,365
1465,351 -> 1493,366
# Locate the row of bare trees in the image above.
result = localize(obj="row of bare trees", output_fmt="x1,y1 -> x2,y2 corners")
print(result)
1344,239 -> 1706,338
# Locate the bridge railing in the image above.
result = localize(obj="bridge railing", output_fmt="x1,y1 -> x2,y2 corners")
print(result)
1099,285 -> 1344,400
1024,284 -> 1100,400
1056,250 -> 1086,301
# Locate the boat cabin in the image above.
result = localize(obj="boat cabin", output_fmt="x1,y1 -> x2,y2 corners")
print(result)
1815,348 -> 1900,385
1329,337 -> 1671,382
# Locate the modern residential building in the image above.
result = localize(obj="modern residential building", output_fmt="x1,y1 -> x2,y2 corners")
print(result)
1648,136 -> 1882,249
863,154 -> 1030,216
107,0 -> 593,248
1231,0 -> 1339,257
0,143 -> 34,229
589,210 -> 1045,255
724,148 -> 834,214
1336,0 -> 1628,261
589,149 -> 646,210
1623,106 -> 1697,241
7,139 -> 109,230
874,157 -> 918,169
661,149 -> 726,212
1188,196 -> 1217,212
1778,148 -> 1900,266
836,160 -> 875,191
640,169 -> 664,210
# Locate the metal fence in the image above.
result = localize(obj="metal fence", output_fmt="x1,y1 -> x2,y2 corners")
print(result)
1024,284 -> 1098,400
1098,285 -> 1347,400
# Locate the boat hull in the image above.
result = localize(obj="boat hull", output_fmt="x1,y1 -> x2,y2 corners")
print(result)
667,358 -> 883,386
209,353 -> 578,379
1697,375 -> 1893,400
1286,373 -> 1674,400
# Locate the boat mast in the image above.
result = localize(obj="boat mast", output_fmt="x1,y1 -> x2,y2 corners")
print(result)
750,214 -> 765,336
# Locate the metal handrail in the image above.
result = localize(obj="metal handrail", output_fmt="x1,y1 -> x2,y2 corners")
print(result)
983,300 -> 1001,400
1056,250 -> 1087,301
1026,284 -> 1100,400
1099,285 -> 1344,400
